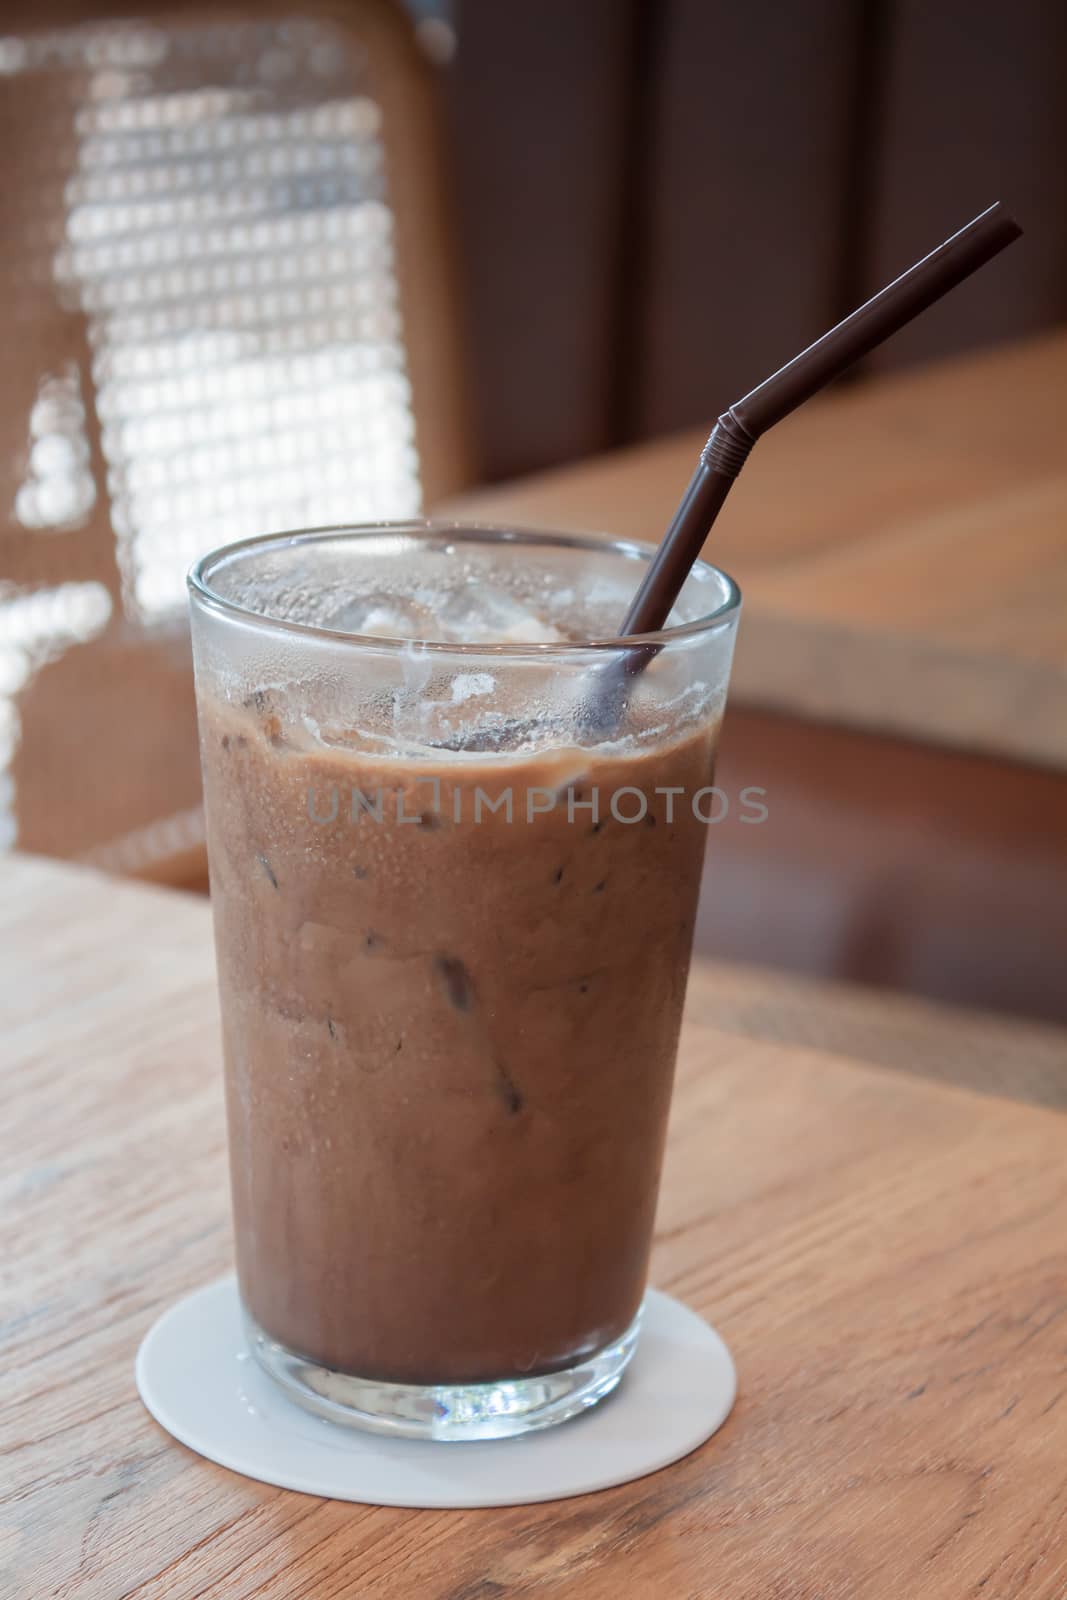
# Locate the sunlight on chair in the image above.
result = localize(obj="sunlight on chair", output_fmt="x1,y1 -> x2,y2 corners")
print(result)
8,17 -> 421,622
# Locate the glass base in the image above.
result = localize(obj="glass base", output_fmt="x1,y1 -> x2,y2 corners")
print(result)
243,1304 -> 644,1441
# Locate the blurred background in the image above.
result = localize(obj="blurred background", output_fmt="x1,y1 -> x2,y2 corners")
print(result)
2,0 -> 1065,1030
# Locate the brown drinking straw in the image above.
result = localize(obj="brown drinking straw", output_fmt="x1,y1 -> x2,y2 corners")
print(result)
617,200 -> 1021,651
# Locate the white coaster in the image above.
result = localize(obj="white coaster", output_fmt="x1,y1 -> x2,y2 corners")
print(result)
136,1276 -> 736,1507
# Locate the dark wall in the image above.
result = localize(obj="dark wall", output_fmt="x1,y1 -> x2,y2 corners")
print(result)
445,0 -> 636,479
446,0 -> 1067,482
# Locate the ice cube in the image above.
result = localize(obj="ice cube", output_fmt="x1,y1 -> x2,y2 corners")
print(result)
322,593 -> 439,640
436,586 -> 563,645
450,672 -> 496,703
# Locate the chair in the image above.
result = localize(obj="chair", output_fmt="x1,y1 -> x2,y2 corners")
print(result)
0,0 -> 473,884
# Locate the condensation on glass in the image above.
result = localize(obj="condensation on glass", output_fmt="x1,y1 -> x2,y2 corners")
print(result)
0,15 -> 422,853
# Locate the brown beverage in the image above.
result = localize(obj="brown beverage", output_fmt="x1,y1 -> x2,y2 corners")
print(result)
201,695 -> 717,1385
190,525 -> 739,1436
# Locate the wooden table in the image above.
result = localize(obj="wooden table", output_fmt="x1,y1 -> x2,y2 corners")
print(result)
5,852 -> 1067,1598
442,333 -> 1067,1023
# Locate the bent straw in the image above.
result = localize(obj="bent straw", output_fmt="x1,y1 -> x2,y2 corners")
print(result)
618,200 -> 1022,647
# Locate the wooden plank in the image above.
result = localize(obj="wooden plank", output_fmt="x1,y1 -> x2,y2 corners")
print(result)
4,853 -> 1067,1597
439,331 -> 1067,769
867,0 -> 1067,372
687,934 -> 1067,1108
628,0 -> 861,439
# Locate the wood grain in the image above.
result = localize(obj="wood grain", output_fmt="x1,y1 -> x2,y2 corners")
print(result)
439,330 -> 1067,769
3,852 -> 1067,1598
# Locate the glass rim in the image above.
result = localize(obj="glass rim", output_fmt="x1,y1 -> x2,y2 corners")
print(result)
187,521 -> 741,657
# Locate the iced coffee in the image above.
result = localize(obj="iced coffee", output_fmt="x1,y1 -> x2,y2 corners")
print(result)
189,524 -> 739,1438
